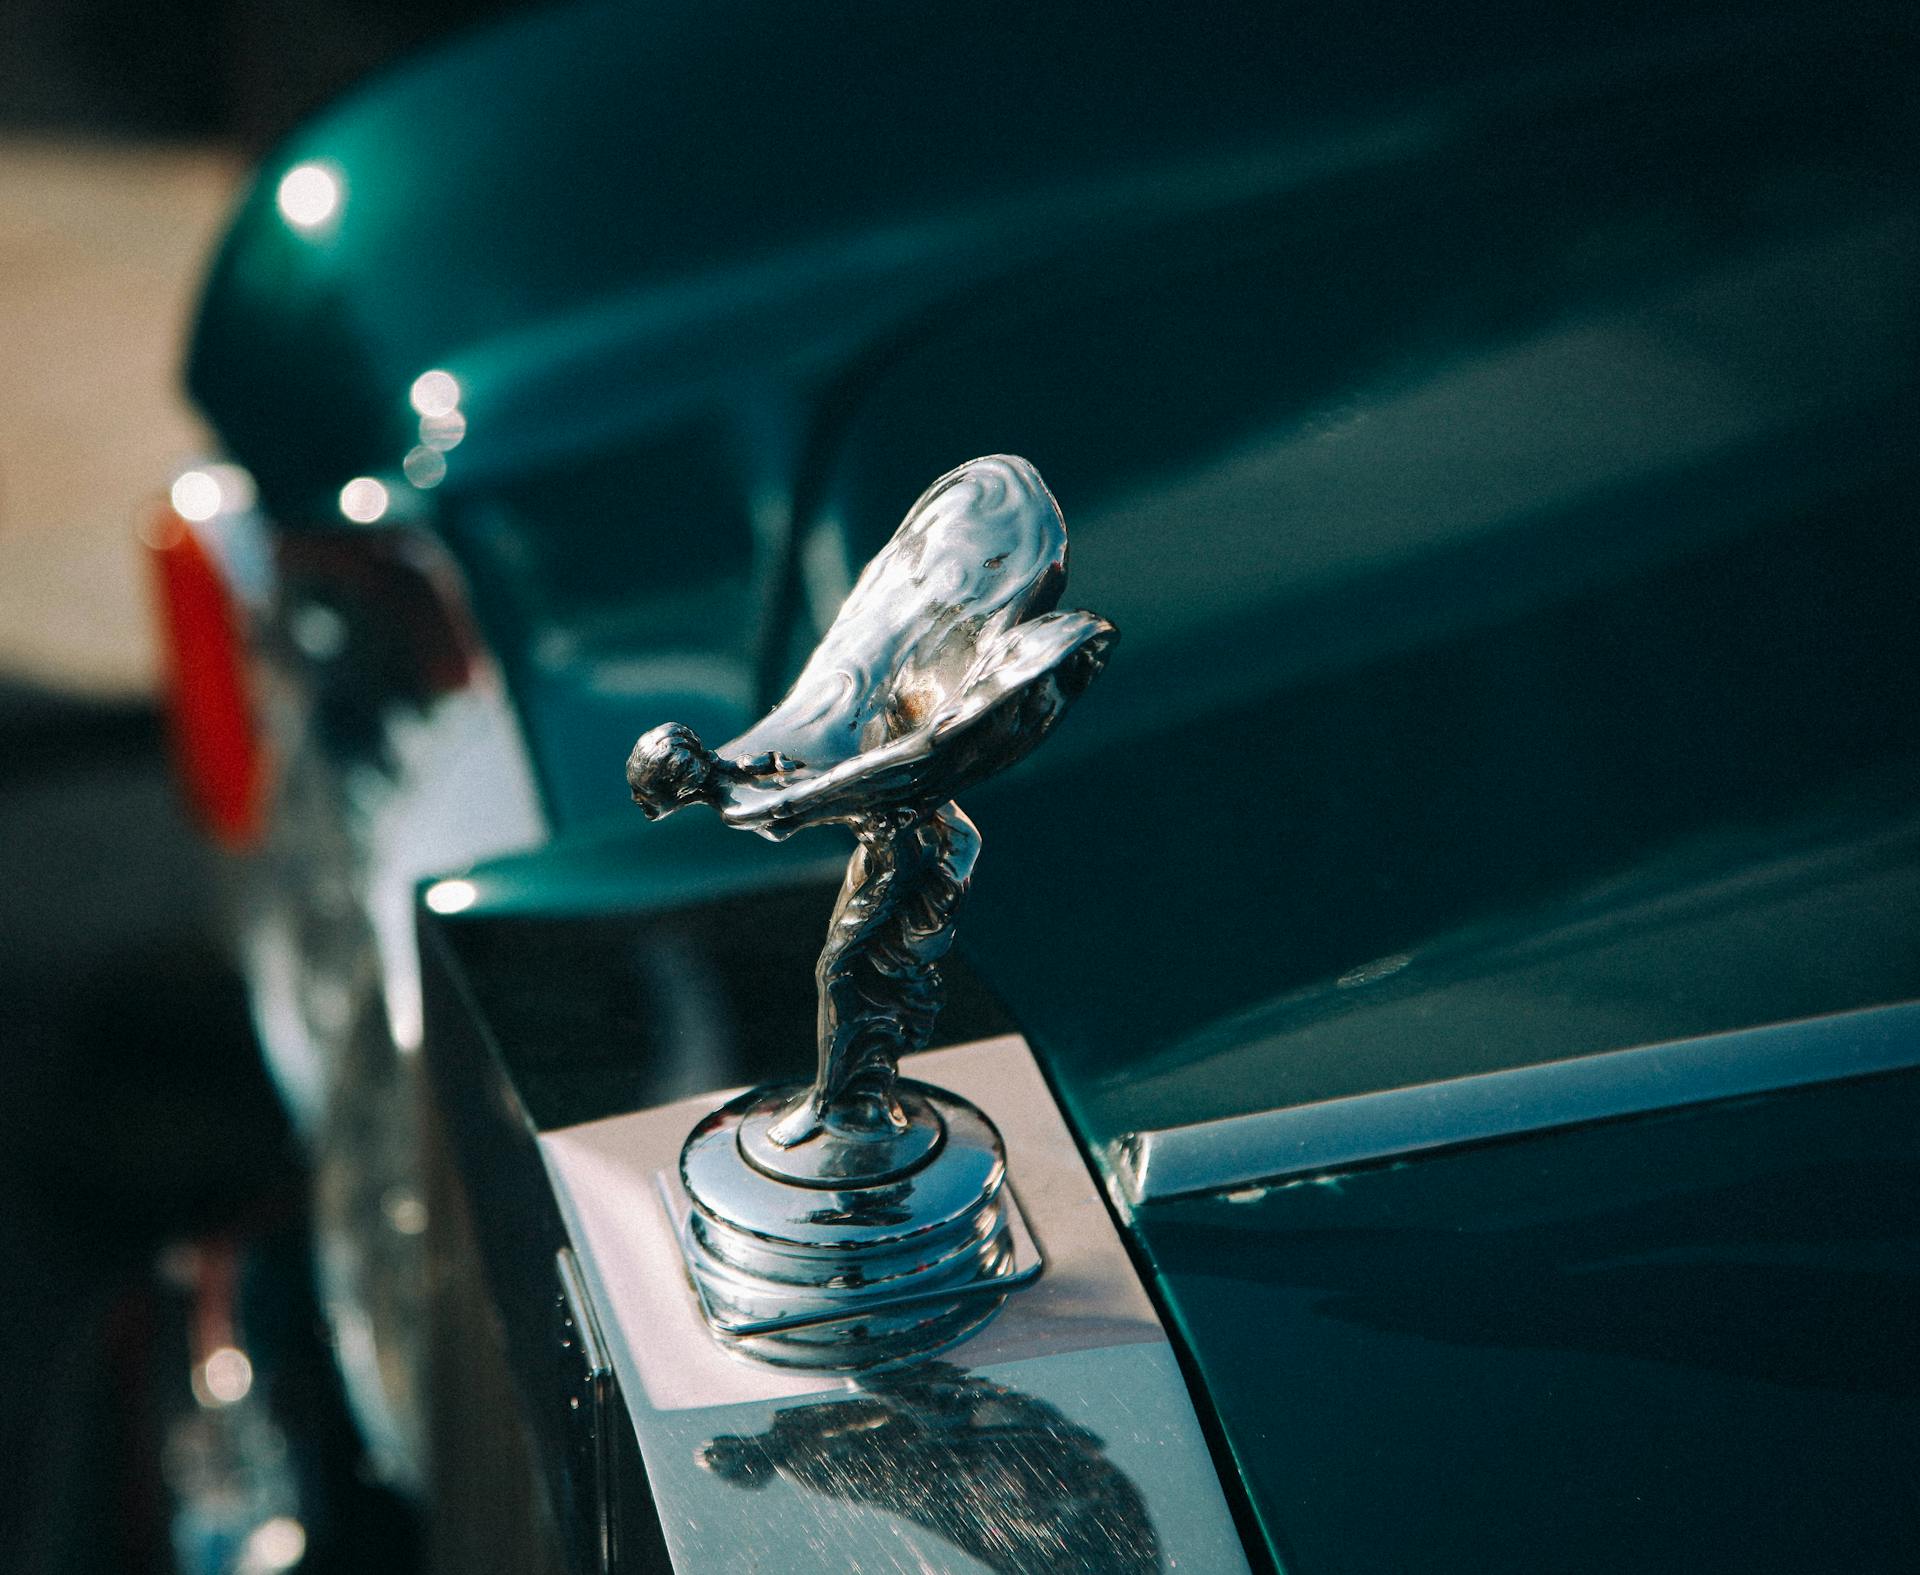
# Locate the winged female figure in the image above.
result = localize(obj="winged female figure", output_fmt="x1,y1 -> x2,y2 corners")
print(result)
627,455 -> 1114,1154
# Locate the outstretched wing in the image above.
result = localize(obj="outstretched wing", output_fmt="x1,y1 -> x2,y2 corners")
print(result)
721,455 -> 1069,774
719,609 -> 1117,836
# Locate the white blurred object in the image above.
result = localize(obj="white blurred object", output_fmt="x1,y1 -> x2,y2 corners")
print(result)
0,139 -> 241,695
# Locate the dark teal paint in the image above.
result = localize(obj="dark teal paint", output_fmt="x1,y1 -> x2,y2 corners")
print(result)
808,22 -> 1920,1147
1133,1071 -> 1920,1574
451,785 -> 847,922
952,482 -> 1920,1145
188,0 -> 1918,849
426,883 -> 1018,1136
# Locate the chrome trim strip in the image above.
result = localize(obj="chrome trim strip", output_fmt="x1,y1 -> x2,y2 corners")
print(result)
556,1246 -> 613,1382
1109,1000 -> 1920,1207
555,1246 -> 615,1574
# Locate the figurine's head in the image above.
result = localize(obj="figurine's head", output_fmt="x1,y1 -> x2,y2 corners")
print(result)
626,722 -> 718,819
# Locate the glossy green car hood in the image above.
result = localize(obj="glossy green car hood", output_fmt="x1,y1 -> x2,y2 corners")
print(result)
190,0 -> 1461,513
193,0 -> 1920,1565
1134,1067 -> 1920,1573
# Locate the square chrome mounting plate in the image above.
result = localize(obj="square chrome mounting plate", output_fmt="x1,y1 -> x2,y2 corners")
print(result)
537,1034 -> 1251,1573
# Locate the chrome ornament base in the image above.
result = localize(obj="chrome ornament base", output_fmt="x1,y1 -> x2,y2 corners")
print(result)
537,1036 -> 1251,1569
734,1081 -> 947,1187
669,1079 -> 1041,1360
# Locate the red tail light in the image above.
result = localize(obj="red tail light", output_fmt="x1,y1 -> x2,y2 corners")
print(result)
145,506 -> 268,849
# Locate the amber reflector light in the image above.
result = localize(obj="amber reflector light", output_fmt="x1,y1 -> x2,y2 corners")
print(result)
145,507 -> 267,848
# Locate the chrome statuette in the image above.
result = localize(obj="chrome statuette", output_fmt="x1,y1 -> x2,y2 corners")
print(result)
627,455 -> 1115,1361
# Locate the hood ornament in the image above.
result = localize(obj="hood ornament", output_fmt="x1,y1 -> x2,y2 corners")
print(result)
628,455 -> 1114,1359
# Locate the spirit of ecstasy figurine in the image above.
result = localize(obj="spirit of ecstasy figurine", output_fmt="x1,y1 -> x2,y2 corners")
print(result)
627,455 -> 1113,1357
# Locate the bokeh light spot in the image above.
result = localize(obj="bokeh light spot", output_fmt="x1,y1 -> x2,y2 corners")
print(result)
409,369 -> 461,418
239,1516 -> 307,1573
338,477 -> 389,524
403,445 -> 447,489
276,162 -> 341,231
418,409 -> 467,452
197,1345 -> 254,1406
170,470 -> 223,523
425,878 -> 478,915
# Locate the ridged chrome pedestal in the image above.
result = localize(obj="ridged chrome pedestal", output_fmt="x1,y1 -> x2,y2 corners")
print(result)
667,1078 -> 1041,1366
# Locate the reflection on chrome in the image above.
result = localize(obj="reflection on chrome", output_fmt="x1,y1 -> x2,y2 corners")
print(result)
700,1362 -> 1161,1574
275,161 -> 341,231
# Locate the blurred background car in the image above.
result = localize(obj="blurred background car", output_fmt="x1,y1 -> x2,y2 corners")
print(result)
1,3 -> 511,1570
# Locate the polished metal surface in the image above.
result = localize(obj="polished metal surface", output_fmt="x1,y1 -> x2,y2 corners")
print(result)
556,1246 -> 613,1384
1109,998 -> 1920,1208
697,1361 -> 1160,1573
539,1034 -> 1250,1572
624,457 -> 1115,1347
555,1247 -> 615,1574
662,1174 -> 1044,1358
674,1079 -> 1042,1352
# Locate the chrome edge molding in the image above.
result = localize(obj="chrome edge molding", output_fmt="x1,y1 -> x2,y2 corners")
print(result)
540,1034 -> 1249,1574
555,1247 -> 616,1575
1109,999 -> 1920,1208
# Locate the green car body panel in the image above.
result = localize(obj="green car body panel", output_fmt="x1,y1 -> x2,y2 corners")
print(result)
187,0 -> 1920,1567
